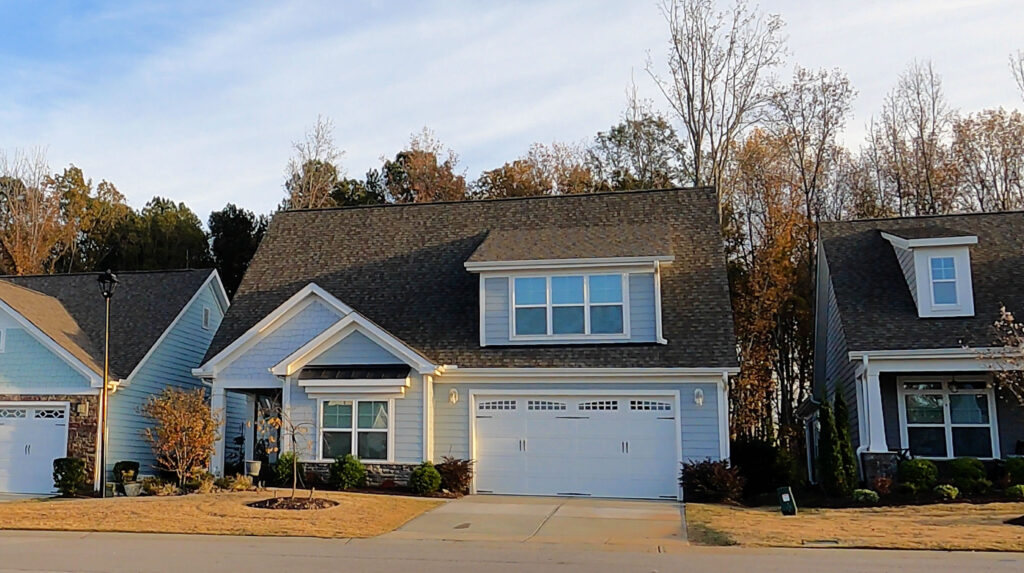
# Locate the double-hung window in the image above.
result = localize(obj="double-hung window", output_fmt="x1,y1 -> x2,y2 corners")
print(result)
900,378 -> 996,459
512,274 -> 626,337
320,400 -> 390,461
929,256 -> 958,306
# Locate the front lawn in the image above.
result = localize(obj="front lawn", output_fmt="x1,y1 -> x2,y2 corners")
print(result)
0,490 -> 441,538
686,502 -> 1024,551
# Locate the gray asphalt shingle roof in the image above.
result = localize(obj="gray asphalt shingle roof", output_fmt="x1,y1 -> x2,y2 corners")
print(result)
466,224 -> 673,263
207,188 -> 738,369
821,212 -> 1024,352
1,269 -> 214,378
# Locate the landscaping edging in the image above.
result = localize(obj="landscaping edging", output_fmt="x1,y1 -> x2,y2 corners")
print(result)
301,462 -> 417,488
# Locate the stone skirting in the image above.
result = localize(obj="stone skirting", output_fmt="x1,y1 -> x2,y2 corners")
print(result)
860,451 -> 900,483
0,394 -> 99,487
301,461 -> 417,489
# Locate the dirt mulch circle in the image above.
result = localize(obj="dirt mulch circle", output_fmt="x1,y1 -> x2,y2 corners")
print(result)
1005,515 -> 1024,527
247,497 -> 339,510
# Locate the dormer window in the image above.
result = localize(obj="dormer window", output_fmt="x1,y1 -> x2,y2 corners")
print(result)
929,257 -> 958,306
512,274 -> 626,338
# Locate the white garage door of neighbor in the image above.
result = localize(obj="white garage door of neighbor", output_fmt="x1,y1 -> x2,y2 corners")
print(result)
473,395 -> 679,499
0,404 -> 69,494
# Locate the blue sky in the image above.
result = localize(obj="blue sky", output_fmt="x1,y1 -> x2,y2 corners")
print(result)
1,1 -> 1022,218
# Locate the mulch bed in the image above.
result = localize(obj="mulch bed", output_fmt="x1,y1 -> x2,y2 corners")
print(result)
247,497 -> 339,510
1005,515 -> 1024,527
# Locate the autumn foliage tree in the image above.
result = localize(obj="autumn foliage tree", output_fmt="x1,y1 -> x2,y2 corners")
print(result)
0,149 -> 65,275
142,387 -> 220,485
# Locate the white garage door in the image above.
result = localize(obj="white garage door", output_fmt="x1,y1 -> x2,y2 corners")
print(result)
473,395 -> 679,499
0,404 -> 69,494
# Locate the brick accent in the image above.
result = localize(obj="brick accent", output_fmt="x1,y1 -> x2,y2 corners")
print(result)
0,394 -> 99,487
301,461 -> 417,489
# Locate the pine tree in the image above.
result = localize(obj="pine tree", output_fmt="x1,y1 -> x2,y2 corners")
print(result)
817,402 -> 850,497
833,391 -> 859,490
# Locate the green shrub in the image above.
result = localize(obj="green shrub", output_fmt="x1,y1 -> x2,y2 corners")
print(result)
679,459 -> 745,502
213,476 -> 234,490
934,484 -> 959,501
852,488 -> 880,506
275,452 -> 297,487
817,403 -> 852,497
947,457 -> 991,494
435,456 -> 474,494
329,454 -> 366,490
409,462 -> 442,495
898,459 -> 938,491
833,393 -> 859,490
183,471 -> 215,494
1006,484 -> 1024,500
730,437 -> 800,497
1005,458 -> 1024,485
113,461 -> 140,483
52,457 -> 87,497
141,477 -> 178,496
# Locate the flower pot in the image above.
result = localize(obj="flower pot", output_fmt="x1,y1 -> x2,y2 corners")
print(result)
244,460 -> 262,478
123,482 -> 143,497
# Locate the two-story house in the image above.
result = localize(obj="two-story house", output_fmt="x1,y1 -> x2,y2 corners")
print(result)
811,213 -> 1024,482
194,188 -> 738,500
0,269 -> 232,494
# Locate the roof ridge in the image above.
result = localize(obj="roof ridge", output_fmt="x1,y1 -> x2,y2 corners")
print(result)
279,186 -> 716,215
823,209 -> 1024,226
0,268 -> 213,279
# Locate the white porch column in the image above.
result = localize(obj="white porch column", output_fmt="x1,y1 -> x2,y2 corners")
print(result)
863,372 -> 889,452
243,394 -> 256,462
210,384 -> 227,477
281,377 -> 292,455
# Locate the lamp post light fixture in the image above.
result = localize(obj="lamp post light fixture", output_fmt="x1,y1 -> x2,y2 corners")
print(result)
97,270 -> 118,497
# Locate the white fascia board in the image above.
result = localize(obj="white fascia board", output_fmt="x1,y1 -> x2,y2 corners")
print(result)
271,312 -> 437,376
297,377 -> 411,388
0,299 -> 102,386
128,270 -> 222,386
464,255 -> 674,273
193,282 -> 352,377
438,366 -> 738,383
847,347 -> 1018,361
880,232 -> 978,249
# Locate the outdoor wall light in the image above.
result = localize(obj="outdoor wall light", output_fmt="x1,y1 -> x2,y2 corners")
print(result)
694,388 -> 704,407
449,388 -> 459,405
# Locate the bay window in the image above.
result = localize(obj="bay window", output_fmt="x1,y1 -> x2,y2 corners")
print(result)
899,377 -> 997,459
320,399 -> 391,461
512,274 -> 626,338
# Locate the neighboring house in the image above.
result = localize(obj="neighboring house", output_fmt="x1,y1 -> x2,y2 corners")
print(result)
194,188 -> 738,500
0,269 -> 232,494
809,212 -> 1024,482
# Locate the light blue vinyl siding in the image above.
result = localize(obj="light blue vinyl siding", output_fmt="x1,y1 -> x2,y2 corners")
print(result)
288,375 -> 424,464
432,381 -> 722,462
308,331 -> 403,365
106,278 -> 225,476
0,328 -> 92,393
482,273 -> 659,345
218,300 -> 341,386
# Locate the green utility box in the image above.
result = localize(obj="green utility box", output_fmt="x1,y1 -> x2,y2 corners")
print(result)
777,486 -> 798,516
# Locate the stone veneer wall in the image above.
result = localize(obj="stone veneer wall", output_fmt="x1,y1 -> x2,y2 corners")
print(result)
0,394 -> 99,487
301,462 -> 416,489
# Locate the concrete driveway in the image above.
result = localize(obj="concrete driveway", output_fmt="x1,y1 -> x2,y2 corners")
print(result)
0,493 -> 45,502
385,495 -> 686,551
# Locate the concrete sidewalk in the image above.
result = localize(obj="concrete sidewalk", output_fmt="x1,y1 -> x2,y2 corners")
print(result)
0,493 -> 46,503
384,495 -> 686,551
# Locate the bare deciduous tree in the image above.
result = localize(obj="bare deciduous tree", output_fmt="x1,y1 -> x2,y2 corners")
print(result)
952,108 -> 1024,211
647,0 -> 786,201
1011,50 -> 1024,101
285,115 -> 344,210
0,149 -> 64,275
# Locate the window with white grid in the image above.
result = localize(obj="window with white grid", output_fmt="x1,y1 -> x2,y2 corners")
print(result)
578,400 -> 618,411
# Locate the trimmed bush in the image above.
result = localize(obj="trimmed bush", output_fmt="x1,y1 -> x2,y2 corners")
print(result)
409,462 -> 442,495
113,461 -> 140,484
833,392 -> 859,490
730,437 -> 800,497
817,402 -> 852,497
898,459 -> 938,491
1005,458 -> 1024,485
679,459 -> 745,502
1006,484 -> 1024,500
948,457 -> 991,494
275,452 -> 297,487
934,483 -> 959,501
852,488 -> 880,506
329,454 -> 366,490
53,457 -> 87,497
183,471 -> 215,494
435,456 -> 474,494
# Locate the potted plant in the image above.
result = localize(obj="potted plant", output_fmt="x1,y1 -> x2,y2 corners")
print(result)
245,459 -> 262,479
113,461 -> 141,496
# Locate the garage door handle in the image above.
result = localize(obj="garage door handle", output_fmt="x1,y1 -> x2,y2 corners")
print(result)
522,439 -> 527,452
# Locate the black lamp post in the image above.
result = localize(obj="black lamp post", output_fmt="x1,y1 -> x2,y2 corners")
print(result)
97,270 -> 118,497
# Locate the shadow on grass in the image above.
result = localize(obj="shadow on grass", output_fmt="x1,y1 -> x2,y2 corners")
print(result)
687,522 -> 737,546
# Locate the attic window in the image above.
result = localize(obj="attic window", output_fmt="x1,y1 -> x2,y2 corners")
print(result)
929,257 -> 957,306
202,306 -> 212,330
511,274 -> 626,338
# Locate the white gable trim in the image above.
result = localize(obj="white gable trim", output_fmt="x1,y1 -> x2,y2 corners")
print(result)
125,270 -> 227,386
881,232 -> 978,249
0,299 -> 103,386
271,312 -> 437,376
464,255 -> 674,273
193,283 -> 353,377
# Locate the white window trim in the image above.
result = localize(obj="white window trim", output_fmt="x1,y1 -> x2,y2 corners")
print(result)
202,306 -> 212,330
316,398 -> 395,463
896,375 -> 1000,460
911,246 -> 974,318
509,273 -> 631,341
927,256 -> 959,309
0,328 -> 6,353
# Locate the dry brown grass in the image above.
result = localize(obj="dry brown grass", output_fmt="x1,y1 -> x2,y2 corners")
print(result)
686,502 -> 1024,551
0,490 -> 441,538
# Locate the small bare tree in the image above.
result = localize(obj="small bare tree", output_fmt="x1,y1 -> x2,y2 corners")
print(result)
646,0 -> 786,201
141,387 -> 220,485
0,148 -> 65,275
255,404 -> 314,498
284,115 -> 343,210
981,306 -> 1024,406
1011,50 -> 1024,101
